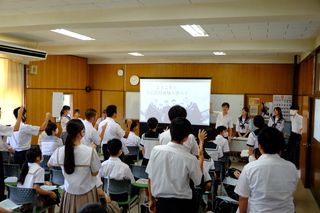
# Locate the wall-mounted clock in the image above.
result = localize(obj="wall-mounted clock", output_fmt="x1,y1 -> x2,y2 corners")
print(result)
130,75 -> 139,86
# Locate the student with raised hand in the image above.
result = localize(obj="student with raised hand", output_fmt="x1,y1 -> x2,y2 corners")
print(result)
17,148 -> 57,213
268,107 -> 285,132
48,119 -> 101,213
80,109 -> 107,147
235,127 -> 298,213
236,107 -> 251,137
159,105 -> 198,156
147,118 -> 206,213
246,115 -> 266,156
7,107 -> 51,167
60,105 -> 71,144
0,106 -> 23,136
41,122 -> 63,156
210,102 -> 233,143
98,105 -> 130,161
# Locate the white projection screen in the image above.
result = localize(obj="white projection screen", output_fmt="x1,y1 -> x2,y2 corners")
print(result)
313,99 -> 320,142
140,78 -> 211,126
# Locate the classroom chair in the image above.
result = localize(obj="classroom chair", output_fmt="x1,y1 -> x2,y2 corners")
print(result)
1,151 -> 11,164
203,170 -> 216,212
6,185 -> 54,213
30,145 -> 40,150
3,164 -> 20,178
131,165 -> 148,179
127,146 -> 140,162
50,169 -> 64,186
103,178 -> 138,213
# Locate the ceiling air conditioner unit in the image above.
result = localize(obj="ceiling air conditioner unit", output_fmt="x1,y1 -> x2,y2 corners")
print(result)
0,43 -> 47,63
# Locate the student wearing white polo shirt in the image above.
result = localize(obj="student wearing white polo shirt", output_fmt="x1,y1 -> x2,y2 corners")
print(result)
159,105 -> 198,156
18,148 -> 57,213
285,105 -> 303,167
122,121 -> 140,148
147,118 -> 206,213
215,126 -> 230,153
246,115 -> 265,156
235,127 -> 298,213
81,109 -> 107,147
48,119 -> 101,213
41,122 -> 63,156
0,106 -> 23,137
7,107 -> 51,167
210,102 -> 233,143
98,105 -> 130,160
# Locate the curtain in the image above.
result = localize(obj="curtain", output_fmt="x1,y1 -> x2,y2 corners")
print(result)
0,59 -> 24,125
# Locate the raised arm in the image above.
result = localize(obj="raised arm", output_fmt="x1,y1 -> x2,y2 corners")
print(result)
13,106 -> 24,131
198,129 -> 207,172
123,119 -> 132,139
39,112 -> 51,131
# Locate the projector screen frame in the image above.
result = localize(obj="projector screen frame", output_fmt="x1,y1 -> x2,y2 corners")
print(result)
312,97 -> 320,143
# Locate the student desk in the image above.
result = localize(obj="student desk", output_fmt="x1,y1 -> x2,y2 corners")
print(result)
132,179 -> 148,188
229,137 -> 248,152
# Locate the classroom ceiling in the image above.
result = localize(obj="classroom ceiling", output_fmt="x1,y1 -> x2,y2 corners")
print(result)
0,0 -> 320,64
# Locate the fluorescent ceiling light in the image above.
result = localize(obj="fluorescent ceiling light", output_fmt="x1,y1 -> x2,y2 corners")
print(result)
51,29 -> 95,40
128,52 -> 144,56
180,25 -> 209,37
213,52 -> 226,55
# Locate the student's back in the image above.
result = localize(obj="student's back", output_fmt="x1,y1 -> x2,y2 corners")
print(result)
204,141 -> 223,161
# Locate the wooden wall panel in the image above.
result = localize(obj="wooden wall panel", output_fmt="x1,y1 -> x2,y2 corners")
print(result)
27,55 -> 88,89
120,63 -> 293,94
87,90 -> 101,115
26,88 -> 95,144
297,58 -> 314,95
101,91 -> 125,127
89,64 -> 125,91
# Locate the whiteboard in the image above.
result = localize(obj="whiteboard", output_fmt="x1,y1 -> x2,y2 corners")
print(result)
210,94 -> 244,124
126,92 -> 244,124
125,92 -> 140,119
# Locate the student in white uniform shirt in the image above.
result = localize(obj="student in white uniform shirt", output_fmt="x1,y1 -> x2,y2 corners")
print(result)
140,117 -> 160,166
98,138 -> 139,209
18,148 -> 57,213
122,121 -> 140,148
285,105 -> 303,167
7,107 -> 51,167
81,109 -> 107,147
147,118 -> 206,213
48,119 -> 101,213
268,107 -> 285,132
159,105 -> 198,156
210,102 -> 233,143
246,115 -> 266,156
60,105 -> 71,144
98,105 -> 130,161
236,107 -> 251,137
215,126 -> 230,153
235,127 -> 298,213
94,110 -> 107,130
38,120 -> 59,149
41,122 -> 63,156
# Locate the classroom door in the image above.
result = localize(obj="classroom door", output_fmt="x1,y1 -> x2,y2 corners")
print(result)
299,96 -> 311,187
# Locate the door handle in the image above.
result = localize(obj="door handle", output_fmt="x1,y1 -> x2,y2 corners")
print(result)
302,143 -> 309,147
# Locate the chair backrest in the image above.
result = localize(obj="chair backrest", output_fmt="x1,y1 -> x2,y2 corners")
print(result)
50,169 -> 64,186
30,145 -> 40,150
3,164 -> 20,178
131,165 -> 148,179
103,178 -> 131,195
127,146 -> 139,156
1,151 -> 11,164
39,155 -> 51,170
6,185 -> 38,212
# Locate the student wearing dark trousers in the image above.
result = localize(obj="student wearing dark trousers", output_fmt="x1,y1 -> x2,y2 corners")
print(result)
285,105 -> 303,168
146,117 -> 206,213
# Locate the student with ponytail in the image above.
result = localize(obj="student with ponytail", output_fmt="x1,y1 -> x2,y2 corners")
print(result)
48,119 -> 101,213
60,105 -> 71,144
17,148 -> 57,213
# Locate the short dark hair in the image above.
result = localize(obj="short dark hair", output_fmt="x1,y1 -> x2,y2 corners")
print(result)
13,107 -> 27,119
168,105 -> 187,121
170,117 -> 192,142
45,122 -> 57,135
253,115 -> 265,129
107,139 -> 122,156
258,127 -> 285,154
74,108 -> 80,113
204,127 -> 216,142
147,117 -> 158,129
85,108 -> 97,120
102,110 -> 106,114
221,102 -> 230,108
106,105 -> 117,117
290,105 -> 299,110
77,203 -> 107,213
216,126 -> 227,134
130,121 -> 137,131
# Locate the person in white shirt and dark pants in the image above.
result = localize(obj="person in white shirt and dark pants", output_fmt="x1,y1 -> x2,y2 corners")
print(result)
285,105 -> 303,168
